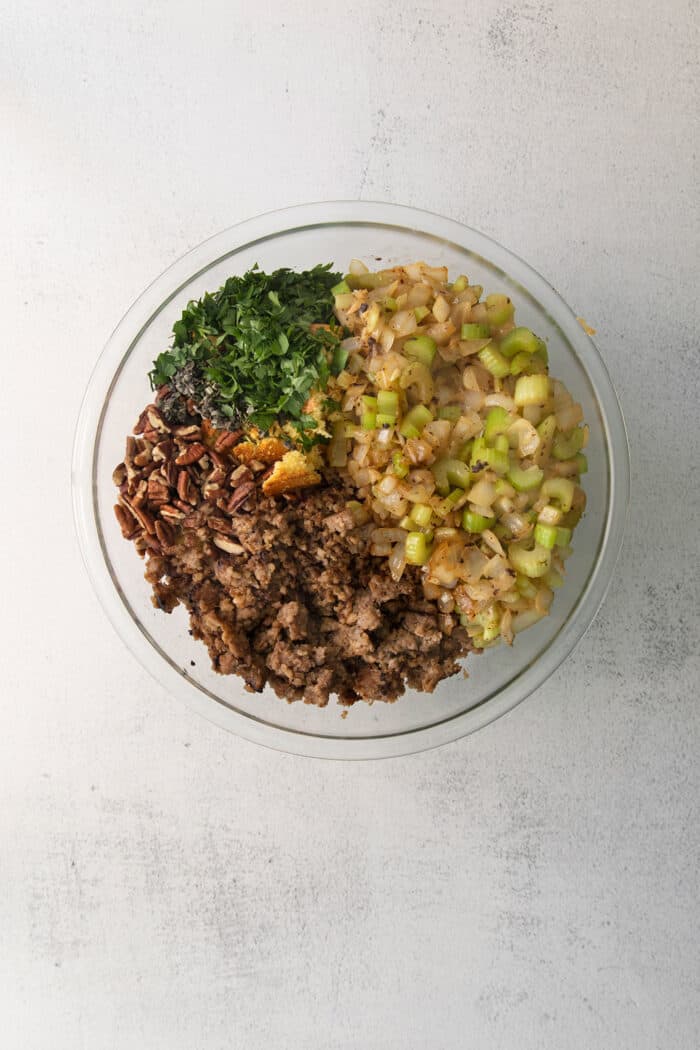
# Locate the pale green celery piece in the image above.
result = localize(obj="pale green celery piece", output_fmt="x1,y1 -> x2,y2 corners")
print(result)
392,451 -> 409,478
399,404 -> 433,438
534,522 -> 558,549
514,374 -> 550,406
404,335 -> 437,367
410,503 -> 433,527
541,477 -> 575,512
508,542 -> 551,578
507,464 -> 544,492
405,531 -> 430,565
461,322 -> 490,339
462,509 -> 494,533
483,406 -> 513,442
499,326 -> 539,358
478,345 -> 511,379
485,293 -> 514,327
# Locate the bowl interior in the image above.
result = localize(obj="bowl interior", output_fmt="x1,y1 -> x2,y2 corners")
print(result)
79,207 -> 621,757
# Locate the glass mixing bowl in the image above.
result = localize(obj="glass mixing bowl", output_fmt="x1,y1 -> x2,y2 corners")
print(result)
72,202 -> 629,759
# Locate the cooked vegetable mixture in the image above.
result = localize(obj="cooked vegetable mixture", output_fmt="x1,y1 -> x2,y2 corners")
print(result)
115,258 -> 588,705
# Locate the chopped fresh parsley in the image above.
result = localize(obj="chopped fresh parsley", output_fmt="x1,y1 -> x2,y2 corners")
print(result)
150,264 -> 342,439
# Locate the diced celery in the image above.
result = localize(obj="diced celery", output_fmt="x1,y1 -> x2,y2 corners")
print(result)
541,477 -> 575,513
461,322 -> 490,339
499,326 -> 540,358
494,434 -> 509,453
405,531 -> 430,566
485,447 -> 509,474
346,272 -> 385,290
508,542 -> 552,578
555,526 -> 572,547
552,427 -> 585,460
470,437 -> 489,470
462,509 -> 495,533
507,464 -> 544,492
514,374 -> 550,406
384,296 -> 398,312
575,453 -> 588,474
361,395 -> 377,411
361,412 -> 376,430
376,390 -> 399,417
414,305 -> 430,323
534,522 -> 558,549
437,405 -> 462,422
399,404 -> 433,438
446,460 -> 473,489
510,351 -> 531,376
327,420 -> 348,467
392,452 -> 409,478
410,503 -> 433,528
478,345 -> 511,379
452,275 -> 469,293
516,574 -> 538,598
535,338 -> 549,364
431,459 -> 451,496
375,413 -> 396,428
404,335 -> 437,367
331,279 -> 351,296
485,293 -> 514,327
483,406 -> 513,442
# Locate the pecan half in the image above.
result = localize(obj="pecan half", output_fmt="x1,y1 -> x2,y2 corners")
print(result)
213,429 -> 243,451
154,519 -> 175,546
122,497 -> 155,534
114,503 -> 138,538
227,480 -> 256,514
174,424 -> 202,442
133,409 -> 150,435
159,504 -> 186,522
152,439 -> 174,463
146,407 -> 171,434
229,464 -> 254,488
165,460 -> 179,488
177,470 -> 191,502
147,477 -> 170,504
175,443 -> 207,466
209,516 -> 234,535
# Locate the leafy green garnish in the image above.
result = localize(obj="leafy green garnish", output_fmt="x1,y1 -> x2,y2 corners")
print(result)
150,264 -> 342,438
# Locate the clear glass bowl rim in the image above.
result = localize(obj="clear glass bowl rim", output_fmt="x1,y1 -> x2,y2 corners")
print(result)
72,200 -> 630,760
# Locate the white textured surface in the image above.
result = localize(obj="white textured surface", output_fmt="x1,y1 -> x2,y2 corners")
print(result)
2,2 -> 699,1047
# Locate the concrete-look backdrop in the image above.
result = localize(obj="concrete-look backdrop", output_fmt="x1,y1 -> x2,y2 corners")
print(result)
2,2 -> 698,1048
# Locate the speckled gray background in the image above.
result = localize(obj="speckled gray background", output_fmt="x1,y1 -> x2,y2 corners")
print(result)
3,1 -> 699,1047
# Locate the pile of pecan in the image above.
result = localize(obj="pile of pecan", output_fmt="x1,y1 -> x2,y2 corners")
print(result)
113,401 -> 261,561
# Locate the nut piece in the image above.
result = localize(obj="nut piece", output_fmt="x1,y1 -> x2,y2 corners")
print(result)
114,503 -> 138,538
214,429 -> 243,452
212,536 -> 245,555
227,480 -> 256,514
175,443 -> 207,466
154,519 -> 175,546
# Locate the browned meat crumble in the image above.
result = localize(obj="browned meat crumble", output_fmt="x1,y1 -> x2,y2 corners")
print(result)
113,400 -> 472,706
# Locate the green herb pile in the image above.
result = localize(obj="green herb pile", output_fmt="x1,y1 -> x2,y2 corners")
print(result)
150,264 -> 343,442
